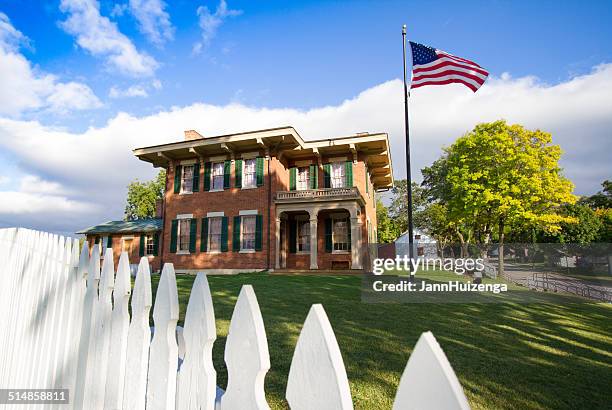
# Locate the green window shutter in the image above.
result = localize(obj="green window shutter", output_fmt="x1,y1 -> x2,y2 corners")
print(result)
345,161 -> 353,187
94,236 -> 100,244
289,167 -> 297,191
192,162 -> 200,192
365,168 -> 369,193
235,159 -> 243,188
170,219 -> 178,253
174,165 -> 182,194
255,215 -> 263,251
309,164 -> 318,189
325,218 -> 332,253
224,160 -> 231,189
232,216 -> 241,252
153,232 -> 159,256
221,216 -> 229,252
256,157 -> 264,186
189,219 -> 197,253
323,164 -> 331,188
200,218 -> 208,252
289,220 -> 297,253
107,236 -> 112,249
139,235 -> 145,257
203,162 -> 211,191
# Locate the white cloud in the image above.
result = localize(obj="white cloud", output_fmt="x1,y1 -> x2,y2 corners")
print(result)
129,0 -> 174,46
0,12 -> 101,116
0,64 -> 611,234
0,176 -> 10,185
193,0 -> 241,54
109,84 -> 149,98
59,0 -> 159,77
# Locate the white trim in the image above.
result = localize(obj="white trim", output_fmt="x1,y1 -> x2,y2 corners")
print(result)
177,250 -> 190,255
121,235 -> 135,240
295,159 -> 312,167
240,151 -> 260,159
180,159 -> 197,165
177,214 -> 193,219
239,209 -> 258,216
239,249 -> 256,254
209,155 -> 228,162
207,211 -> 225,217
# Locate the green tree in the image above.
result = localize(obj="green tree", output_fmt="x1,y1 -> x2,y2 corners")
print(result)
388,180 -> 428,234
543,203 -> 603,244
579,180 -> 612,209
124,170 -> 166,221
376,199 -> 401,243
443,120 -> 576,274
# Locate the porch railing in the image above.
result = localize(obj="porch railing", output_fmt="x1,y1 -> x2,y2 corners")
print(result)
275,187 -> 364,202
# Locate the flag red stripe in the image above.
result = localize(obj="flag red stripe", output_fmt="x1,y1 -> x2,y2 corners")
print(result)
411,77 -> 478,92
412,69 -> 487,86
413,59 -> 489,77
436,50 -> 481,68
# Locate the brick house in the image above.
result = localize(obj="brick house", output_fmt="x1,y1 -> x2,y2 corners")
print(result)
80,126 -> 393,273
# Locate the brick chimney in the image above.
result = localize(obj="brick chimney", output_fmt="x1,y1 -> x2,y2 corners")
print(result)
184,130 -> 204,141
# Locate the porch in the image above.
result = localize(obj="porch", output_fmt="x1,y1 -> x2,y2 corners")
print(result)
274,188 -> 366,271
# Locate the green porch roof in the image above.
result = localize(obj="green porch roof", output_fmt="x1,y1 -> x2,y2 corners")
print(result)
76,218 -> 162,235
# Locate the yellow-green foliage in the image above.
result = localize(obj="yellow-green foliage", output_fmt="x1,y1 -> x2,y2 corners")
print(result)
445,120 -> 577,234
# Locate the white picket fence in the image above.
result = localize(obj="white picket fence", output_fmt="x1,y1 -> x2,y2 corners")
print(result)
0,227 -> 471,409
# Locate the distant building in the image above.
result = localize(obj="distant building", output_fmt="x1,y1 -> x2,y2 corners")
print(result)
395,229 -> 438,259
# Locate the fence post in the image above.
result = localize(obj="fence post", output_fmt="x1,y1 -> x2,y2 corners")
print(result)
392,332 -> 470,410
176,273 -> 217,410
220,285 -> 270,410
146,263 -> 179,410
104,251 -> 132,409
286,304 -> 353,409
123,257 -> 153,410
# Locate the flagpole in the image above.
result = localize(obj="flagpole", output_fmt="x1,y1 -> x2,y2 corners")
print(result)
402,24 -> 416,275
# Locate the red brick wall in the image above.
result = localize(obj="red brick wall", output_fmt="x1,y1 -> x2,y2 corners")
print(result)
161,155 -> 282,271
159,150 -> 380,271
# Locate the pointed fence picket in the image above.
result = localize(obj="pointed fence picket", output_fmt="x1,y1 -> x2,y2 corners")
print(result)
0,228 -> 472,410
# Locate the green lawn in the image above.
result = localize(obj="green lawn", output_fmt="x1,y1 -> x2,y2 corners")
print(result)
152,271 -> 611,410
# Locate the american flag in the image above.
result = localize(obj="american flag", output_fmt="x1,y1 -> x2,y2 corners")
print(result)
409,41 -> 488,92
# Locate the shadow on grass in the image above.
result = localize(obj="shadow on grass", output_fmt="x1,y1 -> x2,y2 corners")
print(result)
151,271 -> 612,410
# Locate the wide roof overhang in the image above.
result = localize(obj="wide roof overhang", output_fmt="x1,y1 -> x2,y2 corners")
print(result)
133,126 -> 394,190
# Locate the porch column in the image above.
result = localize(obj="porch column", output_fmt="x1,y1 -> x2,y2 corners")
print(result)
309,216 -> 318,269
351,216 -> 363,269
275,217 -> 281,269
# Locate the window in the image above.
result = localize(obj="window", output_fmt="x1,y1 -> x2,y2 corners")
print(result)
297,167 -> 309,191
145,234 -> 155,255
122,238 -> 134,253
331,162 -> 345,188
297,220 -> 310,252
332,217 -> 349,251
243,159 -> 256,188
208,217 -> 222,252
241,215 -> 256,251
178,219 -> 191,252
181,165 -> 194,193
212,162 -> 224,190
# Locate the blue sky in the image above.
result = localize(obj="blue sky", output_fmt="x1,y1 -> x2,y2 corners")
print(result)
0,0 -> 611,234
3,0 -> 611,127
